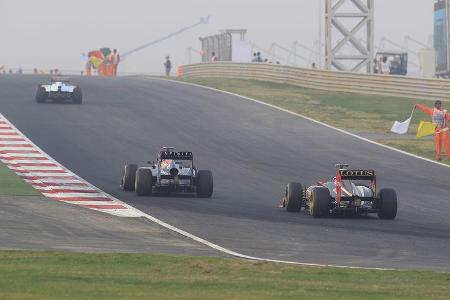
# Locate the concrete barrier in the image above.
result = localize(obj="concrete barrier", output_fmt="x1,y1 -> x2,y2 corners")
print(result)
181,62 -> 450,101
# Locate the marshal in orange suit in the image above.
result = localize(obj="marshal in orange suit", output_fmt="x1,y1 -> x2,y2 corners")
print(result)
415,100 -> 450,161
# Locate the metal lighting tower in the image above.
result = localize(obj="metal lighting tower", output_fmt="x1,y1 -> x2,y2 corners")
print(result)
325,0 -> 374,72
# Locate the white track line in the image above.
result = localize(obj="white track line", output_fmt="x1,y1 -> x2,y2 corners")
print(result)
0,146 -> 34,151
155,77 -> 450,169
11,166 -> 64,171
0,153 -> 46,158
4,160 -> 58,165
0,141 -> 30,145
138,210 -> 392,270
35,185 -> 98,191
15,171 -> 74,177
57,200 -> 123,206
24,178 -> 88,185
43,192 -> 109,198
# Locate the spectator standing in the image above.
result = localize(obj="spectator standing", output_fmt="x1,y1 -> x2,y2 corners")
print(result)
381,56 -> 391,74
164,56 -> 172,76
256,52 -> 262,62
373,58 -> 378,73
210,51 -> 218,62
85,59 -> 92,76
251,53 -> 258,62
112,49 -> 120,76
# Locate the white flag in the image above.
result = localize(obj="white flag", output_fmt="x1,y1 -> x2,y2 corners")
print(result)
390,109 -> 414,134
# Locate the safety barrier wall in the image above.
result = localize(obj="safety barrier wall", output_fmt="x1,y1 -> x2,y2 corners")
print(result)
181,63 -> 450,101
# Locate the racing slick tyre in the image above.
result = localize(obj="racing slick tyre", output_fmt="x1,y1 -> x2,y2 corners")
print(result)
285,182 -> 303,212
310,187 -> 330,218
135,168 -> 153,196
377,188 -> 397,220
73,87 -> 82,104
196,170 -> 213,198
121,164 -> 137,191
35,86 -> 46,103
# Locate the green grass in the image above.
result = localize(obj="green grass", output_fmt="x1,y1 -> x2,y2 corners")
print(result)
0,163 -> 39,196
0,251 -> 449,300
179,77 -> 447,163
380,139 -> 443,161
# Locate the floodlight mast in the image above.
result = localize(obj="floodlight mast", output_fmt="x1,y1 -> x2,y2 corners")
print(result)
325,0 -> 374,73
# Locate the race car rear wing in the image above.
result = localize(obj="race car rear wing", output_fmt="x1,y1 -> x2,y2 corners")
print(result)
160,151 -> 193,160
338,169 -> 376,180
51,76 -> 70,83
336,169 -> 376,205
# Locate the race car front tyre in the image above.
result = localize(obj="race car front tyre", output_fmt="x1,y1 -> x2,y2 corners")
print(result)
73,87 -> 82,104
377,188 -> 397,220
121,164 -> 137,191
285,182 -> 302,212
310,187 -> 330,218
35,86 -> 46,103
135,168 -> 153,196
196,170 -> 213,198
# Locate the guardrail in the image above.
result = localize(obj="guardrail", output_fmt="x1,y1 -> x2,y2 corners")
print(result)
181,62 -> 450,101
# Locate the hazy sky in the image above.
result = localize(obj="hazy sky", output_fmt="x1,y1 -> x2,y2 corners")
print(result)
1,0 -> 433,74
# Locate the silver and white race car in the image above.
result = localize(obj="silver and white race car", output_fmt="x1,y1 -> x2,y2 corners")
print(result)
121,147 -> 213,198
35,77 -> 82,104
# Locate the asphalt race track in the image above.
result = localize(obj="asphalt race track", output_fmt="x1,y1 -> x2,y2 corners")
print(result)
1,74 -> 450,270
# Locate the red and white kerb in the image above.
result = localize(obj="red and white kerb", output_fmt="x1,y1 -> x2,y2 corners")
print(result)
0,114 -> 143,218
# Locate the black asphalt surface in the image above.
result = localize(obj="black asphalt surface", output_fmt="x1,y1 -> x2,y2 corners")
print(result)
1,74 -> 450,270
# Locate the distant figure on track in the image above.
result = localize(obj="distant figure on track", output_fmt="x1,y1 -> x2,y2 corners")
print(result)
164,56 -> 172,76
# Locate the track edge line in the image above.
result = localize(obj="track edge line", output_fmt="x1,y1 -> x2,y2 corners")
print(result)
149,77 -> 450,169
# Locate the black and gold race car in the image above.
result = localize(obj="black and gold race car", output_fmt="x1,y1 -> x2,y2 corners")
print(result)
280,164 -> 397,219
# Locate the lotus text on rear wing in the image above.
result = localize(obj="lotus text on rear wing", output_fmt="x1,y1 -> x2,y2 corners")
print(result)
338,170 -> 375,177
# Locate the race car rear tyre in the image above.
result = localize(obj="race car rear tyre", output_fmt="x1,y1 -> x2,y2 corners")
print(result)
135,168 -> 153,196
377,188 -> 397,220
310,187 -> 330,218
285,182 -> 303,212
121,164 -> 137,191
73,87 -> 82,104
196,170 -> 213,198
35,86 -> 46,103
